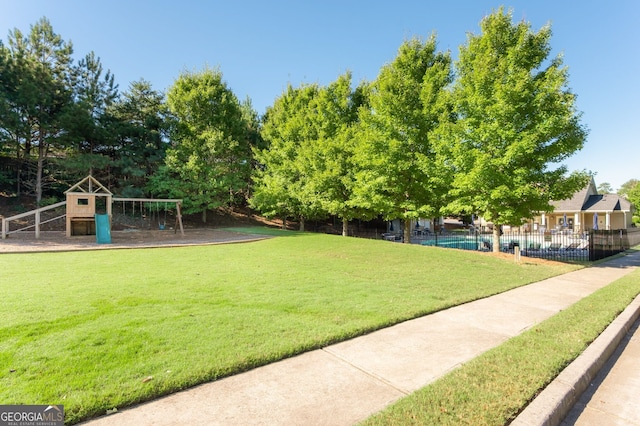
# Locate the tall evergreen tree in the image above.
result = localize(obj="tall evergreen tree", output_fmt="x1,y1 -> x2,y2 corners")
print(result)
111,79 -> 168,196
0,40 -> 25,189
1,18 -> 75,204
61,51 -> 119,182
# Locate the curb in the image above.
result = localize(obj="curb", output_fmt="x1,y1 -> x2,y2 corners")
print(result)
511,293 -> 640,426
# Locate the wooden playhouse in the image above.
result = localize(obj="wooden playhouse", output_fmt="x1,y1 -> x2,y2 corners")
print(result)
65,175 -> 113,237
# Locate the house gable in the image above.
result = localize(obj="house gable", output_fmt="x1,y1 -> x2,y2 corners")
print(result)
552,176 -> 597,212
552,177 -> 633,214
538,176 -> 635,231
582,193 -> 630,212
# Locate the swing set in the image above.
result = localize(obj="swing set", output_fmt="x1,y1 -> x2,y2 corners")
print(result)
114,197 -> 184,234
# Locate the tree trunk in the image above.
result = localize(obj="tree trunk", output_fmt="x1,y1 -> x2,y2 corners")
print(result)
299,216 -> 305,231
342,218 -> 348,236
15,160 -> 22,196
492,225 -> 501,253
282,217 -> 287,230
14,139 -> 23,196
403,220 -> 411,244
201,209 -> 207,223
36,142 -> 45,207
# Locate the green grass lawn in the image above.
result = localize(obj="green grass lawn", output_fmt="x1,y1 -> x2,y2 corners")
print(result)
362,267 -> 640,425
0,231 -> 579,423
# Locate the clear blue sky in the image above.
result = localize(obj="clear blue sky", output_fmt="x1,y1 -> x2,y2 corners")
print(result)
1,0 -> 638,191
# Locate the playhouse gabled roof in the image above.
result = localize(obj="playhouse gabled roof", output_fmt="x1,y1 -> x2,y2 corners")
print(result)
64,175 -> 112,195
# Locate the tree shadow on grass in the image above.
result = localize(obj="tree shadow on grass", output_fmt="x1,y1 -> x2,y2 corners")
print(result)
222,226 -> 312,237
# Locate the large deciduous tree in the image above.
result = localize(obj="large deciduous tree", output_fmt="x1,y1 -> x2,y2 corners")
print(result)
250,83 -> 324,229
153,67 -> 250,222
301,72 -> 371,236
618,179 -> 639,200
353,36 -> 453,243
621,180 -> 640,225
447,8 -> 588,251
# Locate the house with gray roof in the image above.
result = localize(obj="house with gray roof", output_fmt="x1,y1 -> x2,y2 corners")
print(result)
534,177 -> 634,232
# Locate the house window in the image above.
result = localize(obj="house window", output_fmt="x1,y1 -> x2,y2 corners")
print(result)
77,198 -> 89,206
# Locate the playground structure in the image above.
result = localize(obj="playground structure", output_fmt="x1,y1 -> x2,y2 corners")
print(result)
1,175 -> 184,241
65,175 -> 112,238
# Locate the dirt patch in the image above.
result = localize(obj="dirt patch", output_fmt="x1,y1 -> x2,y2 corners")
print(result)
0,228 -> 269,253
0,198 -> 284,253
478,250 -> 569,266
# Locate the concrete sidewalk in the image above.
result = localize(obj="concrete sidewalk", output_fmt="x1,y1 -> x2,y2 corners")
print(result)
82,252 -> 640,426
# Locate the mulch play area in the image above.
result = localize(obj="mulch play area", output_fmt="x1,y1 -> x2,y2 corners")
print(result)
0,228 -> 267,253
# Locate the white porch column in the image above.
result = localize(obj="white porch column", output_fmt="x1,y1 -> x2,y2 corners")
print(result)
541,213 -> 546,227
606,212 -> 611,230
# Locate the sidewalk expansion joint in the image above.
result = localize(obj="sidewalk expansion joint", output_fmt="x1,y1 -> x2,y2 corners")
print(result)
321,347 -> 412,396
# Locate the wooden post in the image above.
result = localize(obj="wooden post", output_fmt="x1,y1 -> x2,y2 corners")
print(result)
107,195 -> 112,229
175,202 -> 185,236
1,215 -> 6,239
514,245 -> 521,263
35,209 -> 40,239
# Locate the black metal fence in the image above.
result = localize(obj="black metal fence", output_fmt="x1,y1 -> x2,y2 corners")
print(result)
407,228 -> 640,262
410,230 -> 591,261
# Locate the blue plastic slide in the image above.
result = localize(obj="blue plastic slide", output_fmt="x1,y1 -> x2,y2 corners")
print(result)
95,214 -> 112,244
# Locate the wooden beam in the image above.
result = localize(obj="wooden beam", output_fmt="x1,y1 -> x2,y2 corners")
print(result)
175,202 -> 185,236
112,198 -> 183,203
65,175 -> 112,195
1,201 -> 67,239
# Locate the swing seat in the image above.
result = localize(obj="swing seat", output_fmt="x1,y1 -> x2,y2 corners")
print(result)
158,202 -> 168,230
